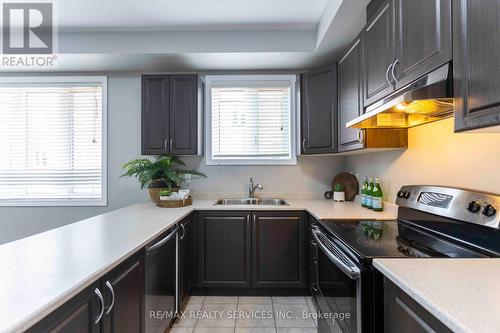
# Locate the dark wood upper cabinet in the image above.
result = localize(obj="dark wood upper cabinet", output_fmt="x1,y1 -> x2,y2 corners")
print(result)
141,74 -> 199,155
338,35 -> 365,153
142,75 -> 169,155
453,0 -> 500,132
101,253 -> 145,333
362,0 -> 451,106
197,211 -> 252,288
169,75 -> 198,155
383,277 -> 453,333
301,64 -> 338,154
393,0 -> 451,89
251,211 -> 308,289
363,0 -> 395,107
27,282 -> 101,333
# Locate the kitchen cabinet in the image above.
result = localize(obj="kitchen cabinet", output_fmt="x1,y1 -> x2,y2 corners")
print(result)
27,282 -> 101,333
179,217 -> 193,307
252,211 -> 308,289
27,252 -> 145,333
362,0 -> 394,107
383,277 -> 452,333
101,253 -> 145,333
363,0 -> 451,106
197,211 -> 252,288
338,35 -> 365,152
141,74 -> 198,155
393,0 -> 451,89
301,64 -> 338,154
453,0 -> 500,132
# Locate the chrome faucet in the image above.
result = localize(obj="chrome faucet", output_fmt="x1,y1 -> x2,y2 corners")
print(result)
248,177 -> 263,198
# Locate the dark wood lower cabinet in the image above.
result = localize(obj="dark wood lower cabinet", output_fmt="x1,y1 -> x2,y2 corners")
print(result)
384,277 -> 452,333
252,211 -> 308,289
102,252 -> 145,333
197,211 -> 252,288
27,282 -> 101,333
28,252 -> 145,333
195,211 -> 309,293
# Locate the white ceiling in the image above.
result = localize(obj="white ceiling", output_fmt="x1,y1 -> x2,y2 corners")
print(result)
4,0 -> 370,72
58,0 -> 329,31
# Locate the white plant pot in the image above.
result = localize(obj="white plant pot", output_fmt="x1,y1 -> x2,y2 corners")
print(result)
333,191 -> 345,202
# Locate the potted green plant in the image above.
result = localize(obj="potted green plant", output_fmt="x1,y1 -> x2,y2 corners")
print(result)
120,155 -> 206,203
333,183 -> 345,202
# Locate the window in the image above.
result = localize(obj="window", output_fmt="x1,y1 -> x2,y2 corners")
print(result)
0,77 -> 107,206
205,75 -> 297,165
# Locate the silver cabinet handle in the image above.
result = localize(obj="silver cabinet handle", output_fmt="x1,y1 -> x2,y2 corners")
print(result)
164,139 -> 168,153
356,129 -> 364,144
302,138 -> 307,152
169,139 -> 173,152
94,288 -> 104,324
385,64 -> 393,86
391,59 -> 400,83
180,223 -> 186,240
105,281 -> 115,315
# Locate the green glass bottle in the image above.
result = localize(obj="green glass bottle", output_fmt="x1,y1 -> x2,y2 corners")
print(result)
361,177 -> 368,207
371,178 -> 384,212
366,177 -> 374,209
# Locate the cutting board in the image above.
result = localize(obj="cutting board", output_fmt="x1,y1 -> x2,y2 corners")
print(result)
332,172 -> 359,201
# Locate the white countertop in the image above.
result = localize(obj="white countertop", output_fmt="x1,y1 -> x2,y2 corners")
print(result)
374,258 -> 500,333
0,199 -> 396,333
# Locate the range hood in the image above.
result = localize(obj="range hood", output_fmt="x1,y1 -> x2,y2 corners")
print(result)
347,64 -> 454,129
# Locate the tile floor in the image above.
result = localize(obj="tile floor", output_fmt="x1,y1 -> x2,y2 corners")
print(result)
170,296 -> 318,333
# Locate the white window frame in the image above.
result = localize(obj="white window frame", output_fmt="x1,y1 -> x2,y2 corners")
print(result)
205,74 -> 298,166
0,76 -> 108,207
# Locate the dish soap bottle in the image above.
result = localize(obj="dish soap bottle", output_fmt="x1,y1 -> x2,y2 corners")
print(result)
371,178 -> 384,212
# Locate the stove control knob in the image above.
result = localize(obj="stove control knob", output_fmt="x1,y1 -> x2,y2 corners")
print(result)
482,205 -> 497,217
403,191 -> 411,199
467,201 -> 481,214
397,190 -> 405,198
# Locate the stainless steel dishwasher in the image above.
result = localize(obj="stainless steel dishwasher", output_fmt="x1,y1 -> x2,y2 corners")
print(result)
144,225 -> 179,333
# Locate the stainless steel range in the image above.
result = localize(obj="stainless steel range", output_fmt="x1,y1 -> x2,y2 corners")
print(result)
309,185 -> 500,333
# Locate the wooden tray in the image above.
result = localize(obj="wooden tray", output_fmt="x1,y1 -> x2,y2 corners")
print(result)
156,196 -> 193,208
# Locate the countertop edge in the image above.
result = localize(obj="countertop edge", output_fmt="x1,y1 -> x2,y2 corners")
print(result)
373,259 -> 470,333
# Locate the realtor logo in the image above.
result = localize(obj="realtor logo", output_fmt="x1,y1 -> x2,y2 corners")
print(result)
2,2 -> 53,54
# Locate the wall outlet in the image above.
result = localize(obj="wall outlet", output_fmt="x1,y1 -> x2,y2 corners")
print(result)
184,174 -> 191,183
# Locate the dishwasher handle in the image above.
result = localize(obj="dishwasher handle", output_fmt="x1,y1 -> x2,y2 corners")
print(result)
146,226 -> 179,254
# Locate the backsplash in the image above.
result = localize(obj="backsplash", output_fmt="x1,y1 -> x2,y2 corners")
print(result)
346,118 -> 500,202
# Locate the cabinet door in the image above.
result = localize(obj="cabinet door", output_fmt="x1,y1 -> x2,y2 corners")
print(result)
454,0 -> 500,132
393,0 -> 451,89
27,282 -> 101,333
338,36 -> 364,152
169,75 -> 198,155
141,75 -> 169,155
363,0 -> 395,106
301,64 -> 338,154
383,278 -> 453,333
198,211 -> 251,288
252,211 -> 307,288
102,252 -> 145,333
179,217 -> 193,307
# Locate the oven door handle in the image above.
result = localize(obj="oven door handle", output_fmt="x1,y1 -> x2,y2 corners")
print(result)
311,227 -> 361,280
146,226 -> 179,254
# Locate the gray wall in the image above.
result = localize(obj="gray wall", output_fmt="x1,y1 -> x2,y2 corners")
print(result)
0,73 -> 344,245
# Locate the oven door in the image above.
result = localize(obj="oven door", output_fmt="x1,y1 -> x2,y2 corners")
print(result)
311,225 -> 362,333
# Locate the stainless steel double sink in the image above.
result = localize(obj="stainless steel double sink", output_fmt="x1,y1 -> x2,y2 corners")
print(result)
214,198 -> 289,206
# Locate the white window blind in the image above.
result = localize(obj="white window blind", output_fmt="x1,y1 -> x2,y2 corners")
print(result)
206,75 -> 297,165
0,77 -> 107,206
